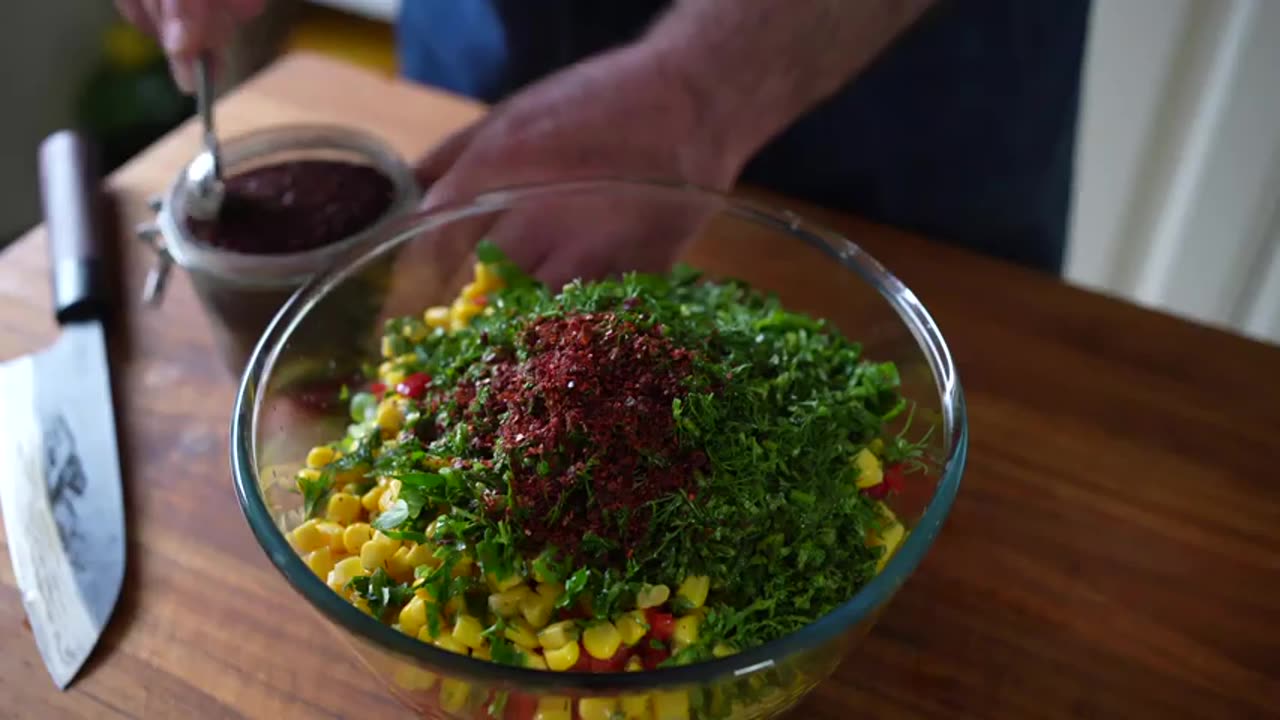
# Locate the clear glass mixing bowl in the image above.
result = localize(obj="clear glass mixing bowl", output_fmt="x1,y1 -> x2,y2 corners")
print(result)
230,179 -> 967,719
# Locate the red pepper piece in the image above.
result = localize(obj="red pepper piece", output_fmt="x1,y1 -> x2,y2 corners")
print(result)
473,295 -> 488,307
570,648 -> 593,672
883,463 -> 906,493
645,609 -> 676,642
588,646 -> 631,673
503,692 -> 538,720
370,382 -> 386,399
862,481 -> 890,500
396,372 -> 432,400
639,642 -> 671,670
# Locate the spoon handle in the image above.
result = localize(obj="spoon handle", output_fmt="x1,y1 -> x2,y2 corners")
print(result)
195,55 -> 222,182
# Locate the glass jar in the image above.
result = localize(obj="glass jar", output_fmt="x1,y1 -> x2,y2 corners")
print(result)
137,124 -> 420,374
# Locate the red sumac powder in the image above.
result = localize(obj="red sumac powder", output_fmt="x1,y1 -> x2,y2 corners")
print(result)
468,312 -> 697,556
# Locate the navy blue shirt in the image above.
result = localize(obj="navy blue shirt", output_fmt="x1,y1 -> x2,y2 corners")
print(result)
397,1 -> 1091,274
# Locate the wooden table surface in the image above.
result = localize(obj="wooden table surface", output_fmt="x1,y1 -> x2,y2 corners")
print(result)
2,53 -> 1278,720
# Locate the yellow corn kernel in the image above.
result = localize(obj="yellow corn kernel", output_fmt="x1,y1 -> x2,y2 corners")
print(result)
342,522 -> 374,554
339,482 -> 362,496
378,479 -> 402,514
325,492 -> 361,525
652,690 -> 690,720
471,644 -> 492,661
616,611 -> 649,646
386,546 -> 416,582
578,698 -> 618,720
712,642 -> 737,658
449,297 -> 482,330
423,305 -> 450,328
352,596 -> 372,615
445,595 -> 466,618
474,262 -> 502,292
504,618 -> 540,649
327,556 -> 368,593
536,581 -> 565,601
620,694 -> 649,719
676,575 -> 710,609
523,651 -> 548,670
359,484 -> 386,512
417,626 -> 439,643
582,621 -> 622,660
304,547 -> 334,578
636,584 -> 670,609
453,614 -> 485,649
624,657 -> 644,673
402,321 -> 429,342
398,595 -> 428,637
872,520 -> 907,573
487,571 -> 525,593
376,398 -> 405,433
380,335 -> 396,359
433,634 -> 470,655
394,352 -> 417,366
460,281 -> 484,302
854,447 -> 883,489
534,697 -> 572,720
305,445 -> 336,469
403,542 -> 439,570
451,553 -> 475,578
537,620 -> 580,651
360,532 -> 400,571
315,521 -> 346,553
489,585 -> 532,618
672,615 -> 700,649
520,588 -> 555,629
544,641 -> 580,671
334,465 -> 367,486
438,678 -> 471,714
295,467 -> 321,485
289,519 -> 326,553
392,665 -> 437,691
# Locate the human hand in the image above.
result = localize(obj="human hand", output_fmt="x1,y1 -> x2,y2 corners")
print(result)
416,45 -> 750,288
113,0 -> 265,91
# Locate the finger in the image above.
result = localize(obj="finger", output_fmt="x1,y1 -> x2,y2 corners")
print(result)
415,121 -> 484,197
485,207 -> 559,279
115,0 -> 157,36
227,0 -> 268,21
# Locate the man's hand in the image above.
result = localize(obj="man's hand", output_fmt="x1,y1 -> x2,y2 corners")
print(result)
114,0 -> 265,91
416,45 -> 746,288
416,1 -> 932,287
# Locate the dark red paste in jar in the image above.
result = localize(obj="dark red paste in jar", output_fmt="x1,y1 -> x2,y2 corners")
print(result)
186,159 -> 395,254
462,312 -> 700,557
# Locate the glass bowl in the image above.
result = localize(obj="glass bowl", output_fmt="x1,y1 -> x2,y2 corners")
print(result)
230,179 -> 967,719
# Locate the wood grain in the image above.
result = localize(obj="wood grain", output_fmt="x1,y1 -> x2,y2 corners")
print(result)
1,53 -> 1278,720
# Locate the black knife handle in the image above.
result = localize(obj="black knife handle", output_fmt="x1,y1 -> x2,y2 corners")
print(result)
38,130 -> 108,324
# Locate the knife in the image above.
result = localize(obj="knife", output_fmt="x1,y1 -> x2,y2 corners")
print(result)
0,130 -> 126,689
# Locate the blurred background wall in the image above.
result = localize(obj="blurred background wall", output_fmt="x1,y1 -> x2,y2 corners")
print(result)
0,0 -> 1276,345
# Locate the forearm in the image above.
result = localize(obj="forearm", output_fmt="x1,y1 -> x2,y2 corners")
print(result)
639,0 -> 935,162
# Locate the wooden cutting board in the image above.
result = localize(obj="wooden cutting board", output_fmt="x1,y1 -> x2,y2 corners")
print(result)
0,52 -> 1277,719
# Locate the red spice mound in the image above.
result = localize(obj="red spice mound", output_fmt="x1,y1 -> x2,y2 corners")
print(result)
469,312 -> 698,557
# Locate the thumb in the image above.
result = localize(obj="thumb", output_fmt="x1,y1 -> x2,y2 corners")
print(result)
415,121 -> 483,205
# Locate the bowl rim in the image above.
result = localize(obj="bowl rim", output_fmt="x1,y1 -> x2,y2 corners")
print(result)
230,177 -> 967,691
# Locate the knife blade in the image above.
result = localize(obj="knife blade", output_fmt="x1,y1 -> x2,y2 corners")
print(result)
0,130 -> 125,690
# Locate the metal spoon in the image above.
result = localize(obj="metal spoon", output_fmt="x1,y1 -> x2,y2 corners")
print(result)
184,55 -> 224,221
